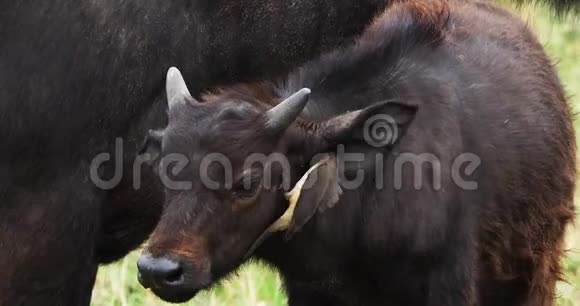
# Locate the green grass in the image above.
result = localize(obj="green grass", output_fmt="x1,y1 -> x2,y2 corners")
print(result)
91,5 -> 580,306
92,257 -> 286,306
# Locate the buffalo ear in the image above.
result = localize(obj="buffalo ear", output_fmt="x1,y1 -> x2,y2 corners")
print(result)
284,153 -> 342,240
315,101 -> 417,148
138,129 -> 164,167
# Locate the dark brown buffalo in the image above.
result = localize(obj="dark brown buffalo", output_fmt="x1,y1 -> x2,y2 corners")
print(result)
137,0 -> 576,305
0,1 -> 392,305
0,0 -> 576,305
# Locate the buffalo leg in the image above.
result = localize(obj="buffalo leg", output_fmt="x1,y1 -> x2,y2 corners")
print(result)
0,173 -> 101,306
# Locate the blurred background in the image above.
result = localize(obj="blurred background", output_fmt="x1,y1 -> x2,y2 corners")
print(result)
90,4 -> 580,306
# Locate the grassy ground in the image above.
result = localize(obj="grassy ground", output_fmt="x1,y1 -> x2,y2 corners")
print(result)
92,258 -> 286,306
91,5 -> 580,306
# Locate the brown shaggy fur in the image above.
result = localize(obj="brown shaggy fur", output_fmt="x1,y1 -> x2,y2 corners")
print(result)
141,1 -> 576,305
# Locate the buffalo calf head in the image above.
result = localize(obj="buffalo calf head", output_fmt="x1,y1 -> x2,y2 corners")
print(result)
136,67 -> 417,303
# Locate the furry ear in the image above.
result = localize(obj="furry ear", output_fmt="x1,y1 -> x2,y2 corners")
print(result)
138,129 -> 164,169
310,101 -> 417,150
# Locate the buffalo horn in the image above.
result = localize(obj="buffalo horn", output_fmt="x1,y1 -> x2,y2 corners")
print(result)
265,88 -> 311,132
166,67 -> 193,109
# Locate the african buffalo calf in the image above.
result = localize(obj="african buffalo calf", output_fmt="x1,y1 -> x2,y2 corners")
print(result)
138,0 -> 576,305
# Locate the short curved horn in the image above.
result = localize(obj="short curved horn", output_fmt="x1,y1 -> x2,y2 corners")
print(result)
265,88 -> 311,132
166,67 -> 193,109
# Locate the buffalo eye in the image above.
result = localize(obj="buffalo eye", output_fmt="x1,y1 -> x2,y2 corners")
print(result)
231,168 -> 262,200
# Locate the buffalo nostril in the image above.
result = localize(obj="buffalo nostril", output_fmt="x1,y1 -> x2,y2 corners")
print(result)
164,266 -> 183,284
137,254 -> 184,289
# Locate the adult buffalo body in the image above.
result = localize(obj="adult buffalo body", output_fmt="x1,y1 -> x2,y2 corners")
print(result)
0,0 -> 392,305
138,0 -> 576,305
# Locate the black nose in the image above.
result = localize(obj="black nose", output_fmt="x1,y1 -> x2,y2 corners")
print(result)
137,254 -> 184,289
